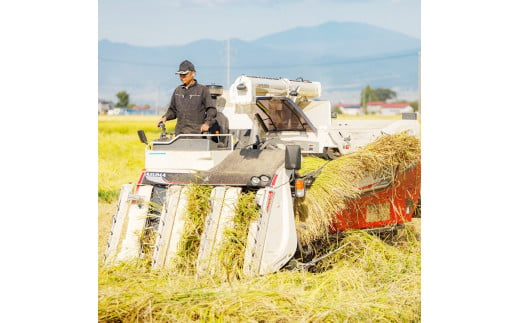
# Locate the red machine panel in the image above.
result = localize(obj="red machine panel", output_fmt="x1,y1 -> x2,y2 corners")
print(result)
330,163 -> 421,233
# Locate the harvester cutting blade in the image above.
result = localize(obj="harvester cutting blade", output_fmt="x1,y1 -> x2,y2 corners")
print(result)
104,184 -> 153,264
152,185 -> 189,269
196,186 -> 242,278
243,168 -> 298,276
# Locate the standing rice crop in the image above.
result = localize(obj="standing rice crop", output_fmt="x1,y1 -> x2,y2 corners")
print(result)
172,184 -> 212,274
217,191 -> 261,281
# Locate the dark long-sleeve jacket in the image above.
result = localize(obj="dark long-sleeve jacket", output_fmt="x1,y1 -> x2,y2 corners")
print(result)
163,80 -> 216,135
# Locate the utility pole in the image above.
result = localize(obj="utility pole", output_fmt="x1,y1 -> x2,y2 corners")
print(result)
226,38 -> 231,88
418,51 -> 421,116
363,91 -> 367,115
156,84 -> 159,115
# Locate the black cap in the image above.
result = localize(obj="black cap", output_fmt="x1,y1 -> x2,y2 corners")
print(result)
175,60 -> 195,75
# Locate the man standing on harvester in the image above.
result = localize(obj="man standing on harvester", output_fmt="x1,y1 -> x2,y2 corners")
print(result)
157,60 -> 216,135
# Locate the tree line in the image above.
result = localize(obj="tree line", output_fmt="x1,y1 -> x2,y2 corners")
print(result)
360,85 -> 418,113
114,86 -> 418,112
114,91 -> 150,109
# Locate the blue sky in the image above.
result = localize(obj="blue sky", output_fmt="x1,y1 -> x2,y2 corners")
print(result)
99,0 -> 420,47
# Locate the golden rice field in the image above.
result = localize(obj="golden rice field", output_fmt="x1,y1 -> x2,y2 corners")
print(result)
98,114 -> 421,322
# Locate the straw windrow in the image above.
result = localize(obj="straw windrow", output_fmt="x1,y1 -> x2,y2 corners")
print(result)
98,227 -> 421,322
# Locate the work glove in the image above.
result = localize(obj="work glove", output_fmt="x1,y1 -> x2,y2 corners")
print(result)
200,123 -> 209,132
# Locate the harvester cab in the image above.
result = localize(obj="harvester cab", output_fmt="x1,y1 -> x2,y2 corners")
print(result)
103,75 -> 421,278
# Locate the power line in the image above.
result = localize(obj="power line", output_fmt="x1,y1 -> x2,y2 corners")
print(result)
233,50 -> 420,69
98,57 -> 176,68
98,49 -> 420,70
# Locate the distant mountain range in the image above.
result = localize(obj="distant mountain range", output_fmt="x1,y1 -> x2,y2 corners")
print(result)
98,21 -> 420,105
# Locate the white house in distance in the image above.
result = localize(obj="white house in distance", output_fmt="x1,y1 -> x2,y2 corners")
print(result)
334,101 -> 414,116
366,101 -> 413,115
333,103 -> 361,115
98,99 -> 114,114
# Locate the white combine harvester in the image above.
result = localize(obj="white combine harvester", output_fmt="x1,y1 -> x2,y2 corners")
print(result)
103,75 -> 421,276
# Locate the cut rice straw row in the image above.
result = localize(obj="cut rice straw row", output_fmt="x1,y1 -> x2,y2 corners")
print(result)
295,131 -> 420,245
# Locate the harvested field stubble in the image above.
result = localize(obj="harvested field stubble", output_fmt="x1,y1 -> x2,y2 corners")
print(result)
98,226 -> 420,322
